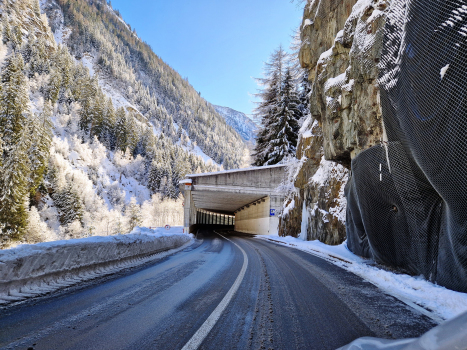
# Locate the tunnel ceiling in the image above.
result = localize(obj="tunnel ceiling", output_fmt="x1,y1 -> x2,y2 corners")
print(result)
191,191 -> 267,213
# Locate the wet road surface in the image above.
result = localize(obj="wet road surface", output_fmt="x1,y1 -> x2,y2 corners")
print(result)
0,229 -> 436,349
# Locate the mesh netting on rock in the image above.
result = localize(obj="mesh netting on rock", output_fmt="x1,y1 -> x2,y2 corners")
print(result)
345,0 -> 467,292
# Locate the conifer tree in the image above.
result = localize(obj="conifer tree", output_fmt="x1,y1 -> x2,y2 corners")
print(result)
90,90 -> 106,139
79,98 -> 94,134
252,46 -> 286,166
267,68 -> 301,165
126,114 -> 138,154
101,97 -> 116,149
0,53 -> 29,148
47,68 -> 62,104
2,18 -> 11,45
28,101 -> 53,195
147,159 -> 161,194
126,197 -> 142,232
32,0 -> 41,17
0,125 -> 31,240
115,107 -> 127,152
54,182 -> 84,226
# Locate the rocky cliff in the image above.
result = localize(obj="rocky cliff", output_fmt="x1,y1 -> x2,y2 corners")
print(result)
279,0 -> 390,244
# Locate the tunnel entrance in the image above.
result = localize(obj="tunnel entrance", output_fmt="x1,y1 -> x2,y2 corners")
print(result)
196,209 -> 235,226
180,165 -> 286,235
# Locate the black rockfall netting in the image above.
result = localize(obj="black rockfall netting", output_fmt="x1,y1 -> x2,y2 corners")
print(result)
345,0 -> 467,292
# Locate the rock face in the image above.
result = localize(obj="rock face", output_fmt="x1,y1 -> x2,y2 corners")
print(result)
279,0 -> 389,244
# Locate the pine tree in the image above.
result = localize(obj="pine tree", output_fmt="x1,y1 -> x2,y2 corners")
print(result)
28,101 -> 53,195
2,18 -> 11,45
90,89 -> 106,139
101,97 -> 116,149
252,46 -> 286,166
28,37 -> 49,76
126,113 -> 138,154
0,125 -> 31,240
47,68 -> 62,104
53,182 -> 84,226
0,53 -> 29,148
32,0 -> 41,17
115,107 -> 127,152
267,68 -> 301,165
126,197 -> 142,232
147,159 -> 162,194
79,98 -> 93,134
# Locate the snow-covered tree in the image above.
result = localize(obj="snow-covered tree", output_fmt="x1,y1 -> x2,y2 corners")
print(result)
252,46 -> 286,166
267,68 -> 301,165
101,97 -> 116,150
0,53 -> 29,148
25,206 -> 55,243
115,107 -> 127,152
28,101 -> 53,195
0,125 -> 31,240
53,182 -> 84,226
125,197 -> 142,232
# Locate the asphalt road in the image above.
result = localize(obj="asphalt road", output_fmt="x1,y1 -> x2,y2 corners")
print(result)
0,229 -> 436,350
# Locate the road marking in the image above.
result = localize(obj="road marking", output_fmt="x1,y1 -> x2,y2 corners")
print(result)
181,231 -> 248,350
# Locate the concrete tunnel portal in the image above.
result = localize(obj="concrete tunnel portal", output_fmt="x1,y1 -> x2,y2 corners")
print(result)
180,164 -> 286,235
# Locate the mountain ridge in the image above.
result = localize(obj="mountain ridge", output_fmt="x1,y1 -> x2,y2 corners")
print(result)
213,105 -> 258,143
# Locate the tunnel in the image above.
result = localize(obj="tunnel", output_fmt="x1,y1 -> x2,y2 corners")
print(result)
180,165 -> 286,235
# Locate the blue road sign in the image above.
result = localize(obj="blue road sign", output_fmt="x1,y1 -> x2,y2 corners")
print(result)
270,209 -> 276,216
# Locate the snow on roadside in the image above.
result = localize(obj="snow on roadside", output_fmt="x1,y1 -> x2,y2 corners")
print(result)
256,235 -> 467,322
0,228 -> 192,305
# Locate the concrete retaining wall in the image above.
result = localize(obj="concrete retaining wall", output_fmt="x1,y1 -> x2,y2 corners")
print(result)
0,230 -> 191,304
235,197 -> 280,235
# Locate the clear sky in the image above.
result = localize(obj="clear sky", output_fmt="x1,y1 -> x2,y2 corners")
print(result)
109,0 -> 303,116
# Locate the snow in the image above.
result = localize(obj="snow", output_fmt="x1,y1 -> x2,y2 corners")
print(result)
186,163 -> 287,178
440,64 -> 450,80
341,79 -> 355,92
300,117 -> 318,139
0,227 -> 192,305
192,145 -> 220,167
0,41 -> 8,67
257,235 -> 467,322
282,198 -> 295,217
99,78 -> 142,114
79,54 -> 95,77
213,105 -> 258,143
318,47 -> 333,65
53,25 -> 71,45
299,201 -> 309,241
303,19 -> 314,28
324,72 -> 347,93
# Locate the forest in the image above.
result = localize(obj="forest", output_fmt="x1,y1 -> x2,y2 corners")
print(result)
0,0 -> 248,247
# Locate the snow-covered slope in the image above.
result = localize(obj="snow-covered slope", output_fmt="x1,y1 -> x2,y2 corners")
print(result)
213,105 -> 258,143
0,0 -> 220,246
42,0 -> 248,169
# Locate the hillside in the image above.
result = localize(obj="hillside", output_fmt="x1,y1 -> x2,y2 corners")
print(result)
0,0 -> 247,246
213,105 -> 258,144
42,0 -> 248,170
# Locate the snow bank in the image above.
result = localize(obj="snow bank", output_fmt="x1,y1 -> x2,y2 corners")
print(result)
257,235 -> 467,322
0,228 -> 192,305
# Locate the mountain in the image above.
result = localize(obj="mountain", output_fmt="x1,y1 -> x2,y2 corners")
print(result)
0,0 -> 249,245
213,105 -> 258,143
42,0 -> 248,170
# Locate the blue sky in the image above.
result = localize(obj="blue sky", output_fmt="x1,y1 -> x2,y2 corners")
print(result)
109,0 -> 303,116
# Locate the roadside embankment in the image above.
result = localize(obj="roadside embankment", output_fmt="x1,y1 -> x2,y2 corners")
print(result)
0,227 -> 192,305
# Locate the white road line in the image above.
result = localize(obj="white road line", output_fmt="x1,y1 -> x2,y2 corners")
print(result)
181,231 -> 248,350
